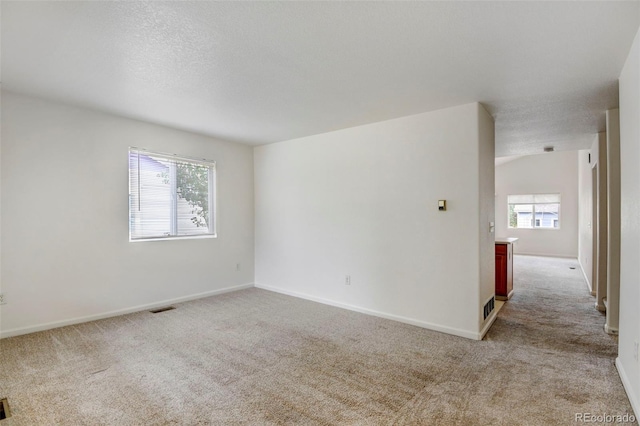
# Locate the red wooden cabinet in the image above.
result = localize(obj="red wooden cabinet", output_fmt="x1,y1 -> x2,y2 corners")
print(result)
495,242 -> 514,300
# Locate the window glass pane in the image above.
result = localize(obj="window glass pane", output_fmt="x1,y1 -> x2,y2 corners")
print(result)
176,161 -> 211,236
509,204 -> 534,228
535,203 -> 559,228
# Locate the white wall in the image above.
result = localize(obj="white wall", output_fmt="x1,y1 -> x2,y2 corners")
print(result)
578,149 -> 593,291
254,103 -> 495,340
617,26 -> 640,418
494,151 -> 579,258
0,92 -> 255,337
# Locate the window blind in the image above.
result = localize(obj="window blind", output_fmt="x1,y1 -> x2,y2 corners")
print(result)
507,194 -> 560,204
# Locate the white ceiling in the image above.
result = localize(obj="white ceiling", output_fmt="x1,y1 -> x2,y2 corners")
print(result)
2,1 -> 639,156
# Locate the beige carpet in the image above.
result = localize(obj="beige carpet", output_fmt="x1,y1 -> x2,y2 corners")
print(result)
0,255 -> 635,425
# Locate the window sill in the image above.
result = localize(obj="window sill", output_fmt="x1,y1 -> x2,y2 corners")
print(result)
129,234 -> 217,242
507,228 -> 561,231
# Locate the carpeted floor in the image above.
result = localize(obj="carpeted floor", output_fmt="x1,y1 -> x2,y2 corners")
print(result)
0,255 -> 635,425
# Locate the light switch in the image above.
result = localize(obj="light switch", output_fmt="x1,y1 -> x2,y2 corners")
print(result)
438,200 -> 446,211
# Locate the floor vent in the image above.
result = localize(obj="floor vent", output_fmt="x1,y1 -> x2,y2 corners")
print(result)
150,306 -> 176,314
0,398 -> 11,420
483,297 -> 495,321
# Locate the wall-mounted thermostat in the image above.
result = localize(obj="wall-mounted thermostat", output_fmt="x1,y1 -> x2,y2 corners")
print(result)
438,200 -> 446,211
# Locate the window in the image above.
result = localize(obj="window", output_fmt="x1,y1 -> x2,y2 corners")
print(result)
508,194 -> 560,229
128,148 -> 216,241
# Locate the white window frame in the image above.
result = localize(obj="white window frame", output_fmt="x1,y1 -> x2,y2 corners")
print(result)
507,193 -> 561,230
128,147 -> 217,242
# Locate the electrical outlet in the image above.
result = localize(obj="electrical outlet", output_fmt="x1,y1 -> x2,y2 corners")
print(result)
0,294 -> 6,305
236,263 -> 240,271
345,275 -> 351,285
634,341 -> 639,362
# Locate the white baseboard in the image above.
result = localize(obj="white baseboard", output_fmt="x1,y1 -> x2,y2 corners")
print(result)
578,260 -> 593,294
604,324 -> 619,335
478,307 -> 500,340
255,282 -> 482,340
0,283 -> 254,339
615,357 -> 640,419
515,252 -> 578,259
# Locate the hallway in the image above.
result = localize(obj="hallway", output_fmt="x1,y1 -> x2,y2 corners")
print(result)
490,255 -> 613,353
485,255 -> 633,423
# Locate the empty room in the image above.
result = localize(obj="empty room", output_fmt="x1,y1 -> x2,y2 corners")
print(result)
2,1 -> 640,425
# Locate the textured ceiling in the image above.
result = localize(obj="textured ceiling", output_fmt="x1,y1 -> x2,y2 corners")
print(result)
2,1 -> 639,156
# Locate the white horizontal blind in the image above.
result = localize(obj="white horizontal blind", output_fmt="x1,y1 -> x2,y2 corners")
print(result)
507,194 -> 560,204
129,148 -> 216,240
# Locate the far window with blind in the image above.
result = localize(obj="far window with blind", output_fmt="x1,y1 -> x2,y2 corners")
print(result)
508,194 -> 560,230
128,148 -> 216,241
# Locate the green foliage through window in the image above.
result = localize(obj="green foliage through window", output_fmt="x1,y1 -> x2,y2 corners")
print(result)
160,163 -> 211,228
